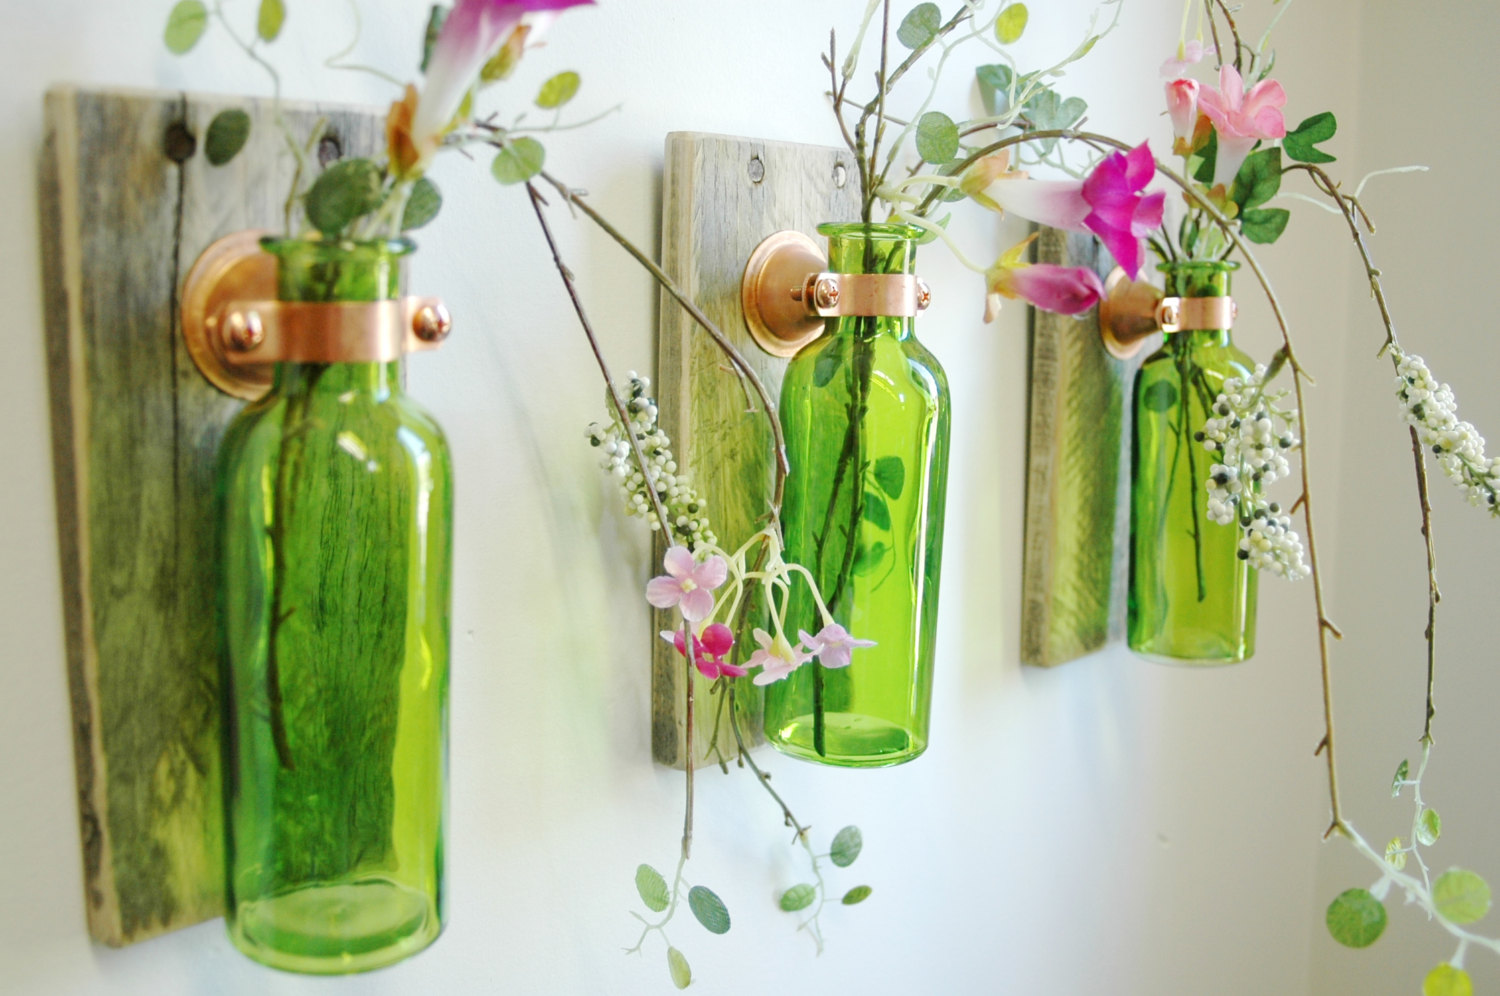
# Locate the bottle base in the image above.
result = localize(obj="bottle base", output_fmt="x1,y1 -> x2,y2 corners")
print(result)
766,711 -> 926,768
1128,641 -> 1253,667
227,877 -> 440,975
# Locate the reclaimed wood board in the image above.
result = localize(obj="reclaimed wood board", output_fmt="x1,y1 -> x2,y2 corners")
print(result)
653,133 -> 860,768
1020,228 -> 1151,667
39,85 -> 384,946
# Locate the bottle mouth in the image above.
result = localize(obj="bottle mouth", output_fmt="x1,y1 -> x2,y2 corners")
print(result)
817,221 -> 925,241
260,235 -> 417,260
1156,258 -> 1239,273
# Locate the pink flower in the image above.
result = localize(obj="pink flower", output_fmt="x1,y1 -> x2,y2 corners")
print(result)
1160,40 -> 1215,78
1165,78 -> 1200,154
645,545 -> 728,622
409,0 -> 593,172
799,623 -> 876,670
747,628 -> 812,686
660,623 -> 746,680
985,255 -> 1105,321
1197,65 -> 1287,187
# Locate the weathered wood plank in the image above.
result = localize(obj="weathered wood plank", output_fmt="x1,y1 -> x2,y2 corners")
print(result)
1020,228 -> 1150,667
40,86 -> 385,946
653,133 -> 860,768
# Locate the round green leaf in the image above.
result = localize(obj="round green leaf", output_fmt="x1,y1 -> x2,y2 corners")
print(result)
1385,838 -> 1408,872
1142,380 -> 1178,413
830,826 -> 863,868
304,157 -> 384,237
779,883 -> 815,912
491,137 -> 546,185
667,947 -> 692,990
915,111 -> 959,165
401,177 -> 442,231
995,3 -> 1029,44
1434,869 -> 1491,925
536,71 -> 581,109
842,885 -> 873,905
635,864 -> 670,913
896,3 -> 941,49
688,885 -> 730,934
1393,759 -> 1410,797
204,109 -> 250,166
164,0 -> 209,54
873,457 -> 905,500
863,491 -> 891,531
1325,888 -> 1387,949
1417,808 -> 1442,847
257,0 -> 285,42
1424,964 -> 1473,996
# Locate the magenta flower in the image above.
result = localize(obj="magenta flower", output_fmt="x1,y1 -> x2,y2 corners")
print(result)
645,545 -> 728,622
1165,78 -> 1200,155
799,623 -> 876,670
985,258 -> 1105,321
1197,65 -> 1287,187
409,0 -> 593,172
1159,39 -> 1214,78
660,623 -> 746,680
747,628 -> 812,686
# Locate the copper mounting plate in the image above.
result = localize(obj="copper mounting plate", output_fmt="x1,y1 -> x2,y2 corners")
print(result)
1099,267 -> 1163,361
180,230 -> 276,400
741,230 -> 827,358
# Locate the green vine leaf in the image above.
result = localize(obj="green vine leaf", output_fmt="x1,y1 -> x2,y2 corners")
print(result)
1142,380 -> 1178,413
1231,147 -> 1281,211
1393,759 -> 1410,797
995,3 -> 1028,44
667,946 -> 692,989
421,5 -> 446,72
1424,963 -> 1473,996
863,492 -> 891,531
873,457 -> 905,500
164,0 -> 209,54
1434,869 -> 1491,925
1325,888 -> 1387,949
1417,808 -> 1442,847
1239,207 -> 1290,245
402,177 -> 443,231
257,0 -> 285,42
491,137 -> 546,185
635,864 -> 670,913
1385,838 -> 1408,872
842,885 -> 873,905
915,111 -> 959,165
896,3 -> 941,49
204,109 -> 251,166
305,157 -> 384,237
830,826 -> 863,868
812,348 -> 842,388
852,542 -> 889,576
779,883 -> 816,912
1284,111 -> 1338,165
536,71 -> 581,109
975,64 -> 1016,116
688,885 -> 730,934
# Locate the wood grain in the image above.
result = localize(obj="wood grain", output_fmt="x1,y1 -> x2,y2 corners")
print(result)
652,133 -> 860,768
39,86 -> 384,946
1020,228 -> 1151,667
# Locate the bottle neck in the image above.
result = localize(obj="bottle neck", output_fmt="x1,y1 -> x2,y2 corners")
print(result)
271,361 -> 402,398
821,223 -> 920,343
1160,261 -> 1235,348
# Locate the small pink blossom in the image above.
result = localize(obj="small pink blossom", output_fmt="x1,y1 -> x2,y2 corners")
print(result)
660,623 -> 745,680
645,545 -> 728,622
799,623 -> 876,670
747,628 -> 812,686
1197,65 -> 1287,187
1165,78 -> 1201,155
1160,40 -> 1215,78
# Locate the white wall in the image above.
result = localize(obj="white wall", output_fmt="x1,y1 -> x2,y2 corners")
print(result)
5,1 -> 1466,993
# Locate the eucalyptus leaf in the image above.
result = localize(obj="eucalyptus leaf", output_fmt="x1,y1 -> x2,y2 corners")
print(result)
1284,111 -> 1338,165
915,111 -> 959,165
1024,89 -> 1086,155
779,884 -> 816,912
1418,808 -> 1442,847
830,825 -> 863,868
975,64 -> 1014,116
204,109 -> 250,166
1231,147 -> 1281,211
864,492 -> 891,531
492,137 -> 546,185
667,947 -> 692,990
257,0 -> 285,42
896,3 -> 941,49
688,885 -> 730,934
536,71 -> 581,109
304,158 -> 384,237
1385,838 -> 1408,872
1325,888 -> 1387,949
1393,759 -> 1410,797
873,456 -> 905,499
1142,380 -> 1178,413
401,177 -> 442,231
1240,207 -> 1290,245
995,3 -> 1028,44
842,885 -> 873,905
1434,869 -> 1491,925
1424,964 -> 1474,996
164,0 -> 209,54
635,864 -> 670,913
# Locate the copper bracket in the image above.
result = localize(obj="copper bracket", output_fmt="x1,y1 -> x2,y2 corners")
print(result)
741,230 -> 932,358
180,230 -> 452,401
1098,266 -> 1237,361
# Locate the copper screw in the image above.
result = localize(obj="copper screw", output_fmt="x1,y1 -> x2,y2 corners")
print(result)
413,303 -> 452,343
916,280 -> 932,311
812,277 -> 840,310
223,310 -> 264,352
1159,302 -> 1180,327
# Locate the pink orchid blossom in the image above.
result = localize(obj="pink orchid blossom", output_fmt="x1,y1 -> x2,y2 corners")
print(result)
984,237 -> 1105,320
799,623 -> 876,670
645,545 -> 728,623
1165,78 -> 1201,155
408,0 -> 593,173
660,623 -> 746,680
1197,64 -> 1287,188
747,628 -> 812,686
1160,39 -> 1215,78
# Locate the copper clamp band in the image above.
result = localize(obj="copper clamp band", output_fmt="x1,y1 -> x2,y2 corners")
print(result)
215,297 -> 452,365
796,272 -> 932,319
1156,295 -> 1236,333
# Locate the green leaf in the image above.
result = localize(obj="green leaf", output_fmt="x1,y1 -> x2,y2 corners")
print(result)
304,157 -> 384,237
1193,130 -> 1218,185
1424,964 -> 1474,996
1240,207 -> 1290,245
813,348 -> 842,388
830,826 -> 863,868
635,864 -> 670,913
852,542 -> 889,576
257,0 -> 285,42
1023,89 -> 1086,154
1325,888 -> 1387,949
1231,147 -> 1282,211
1393,759 -> 1410,797
915,111 -> 959,165
491,137 -> 546,185
1385,838 -> 1408,872
842,885 -> 873,905
402,177 -> 442,231
863,492 -> 891,531
421,5 -> 446,73
1418,808 -> 1442,847
896,3 -> 941,49
873,457 -> 905,499
995,3 -> 1028,44
1142,380 -> 1178,413
1434,869 -> 1491,925
779,884 -> 816,912
975,64 -> 1015,116
536,71 -> 581,109
667,947 -> 692,990
164,0 -> 209,54
204,109 -> 250,166
1284,111 -> 1338,165
688,885 -> 730,934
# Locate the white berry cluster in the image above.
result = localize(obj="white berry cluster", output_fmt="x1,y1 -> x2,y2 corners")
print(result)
1197,364 -> 1309,580
1393,349 -> 1500,514
586,373 -> 717,550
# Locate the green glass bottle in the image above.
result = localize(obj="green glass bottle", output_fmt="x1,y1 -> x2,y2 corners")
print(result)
217,238 -> 452,973
763,222 -> 950,767
1128,260 -> 1256,664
